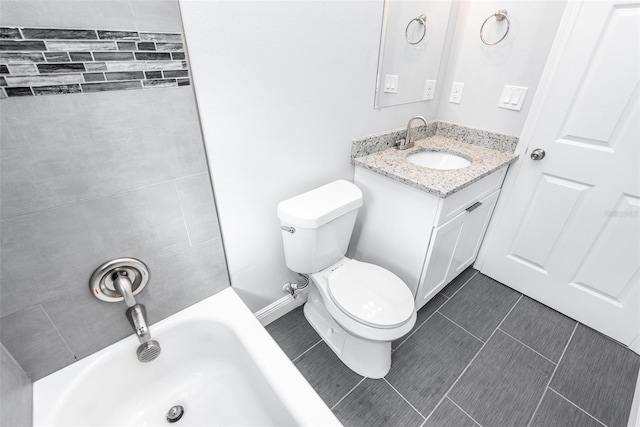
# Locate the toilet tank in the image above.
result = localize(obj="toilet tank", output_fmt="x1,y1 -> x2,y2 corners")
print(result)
277,180 -> 363,274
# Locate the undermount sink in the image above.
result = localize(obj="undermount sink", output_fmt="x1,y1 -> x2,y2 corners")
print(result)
406,150 -> 471,170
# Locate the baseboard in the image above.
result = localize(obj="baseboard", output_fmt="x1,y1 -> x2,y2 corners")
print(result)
254,290 -> 308,326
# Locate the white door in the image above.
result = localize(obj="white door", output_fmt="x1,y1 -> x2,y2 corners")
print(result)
480,0 -> 640,348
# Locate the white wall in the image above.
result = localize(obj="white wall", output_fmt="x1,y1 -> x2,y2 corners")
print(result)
437,0 -> 566,135
181,0 -> 567,313
180,1 -> 438,312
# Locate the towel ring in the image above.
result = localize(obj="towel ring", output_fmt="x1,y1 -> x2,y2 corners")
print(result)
405,14 -> 427,45
480,9 -> 510,45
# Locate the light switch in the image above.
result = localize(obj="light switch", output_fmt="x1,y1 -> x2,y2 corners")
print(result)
449,82 -> 464,104
384,75 -> 399,93
423,80 -> 436,100
499,85 -> 528,111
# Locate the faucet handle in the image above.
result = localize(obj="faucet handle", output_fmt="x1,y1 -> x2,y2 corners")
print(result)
112,270 -> 137,307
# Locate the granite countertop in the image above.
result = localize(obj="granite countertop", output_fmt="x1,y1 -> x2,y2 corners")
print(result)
353,135 -> 518,197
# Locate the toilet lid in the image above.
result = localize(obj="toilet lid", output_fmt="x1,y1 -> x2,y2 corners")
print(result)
327,260 -> 415,329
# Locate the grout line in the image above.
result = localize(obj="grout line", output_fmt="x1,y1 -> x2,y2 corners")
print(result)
41,304 -> 77,360
424,294 -> 523,423
291,338 -> 323,363
437,291 -> 449,300
438,312 -> 485,343
393,299 -> 448,352
330,377 -> 367,410
497,328 -> 557,365
174,179 -> 193,247
446,397 -> 483,427
383,378 -> 426,421
525,322 -> 578,427
548,387 -> 608,427
440,270 -> 479,301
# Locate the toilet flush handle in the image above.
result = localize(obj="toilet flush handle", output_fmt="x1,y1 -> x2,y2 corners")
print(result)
281,226 -> 295,233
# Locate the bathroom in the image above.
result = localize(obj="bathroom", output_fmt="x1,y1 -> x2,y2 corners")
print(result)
1,0 -> 638,426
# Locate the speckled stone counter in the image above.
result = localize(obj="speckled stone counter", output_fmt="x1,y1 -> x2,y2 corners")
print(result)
352,132 -> 518,198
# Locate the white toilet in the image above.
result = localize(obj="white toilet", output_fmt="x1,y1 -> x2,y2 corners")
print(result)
277,180 -> 417,378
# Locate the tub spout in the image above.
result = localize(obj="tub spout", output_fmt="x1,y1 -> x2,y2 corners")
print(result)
126,303 -> 151,343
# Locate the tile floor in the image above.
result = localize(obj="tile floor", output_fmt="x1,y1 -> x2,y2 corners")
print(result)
266,268 -> 640,427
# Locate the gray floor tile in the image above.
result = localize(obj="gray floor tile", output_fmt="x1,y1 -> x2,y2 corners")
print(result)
550,324 -> 640,427
500,296 -> 576,362
449,330 -> 555,427
392,293 -> 447,350
439,273 -> 520,341
294,341 -> 363,408
386,313 -> 482,415
530,389 -> 603,427
265,305 -> 321,360
424,398 -> 478,427
439,267 -> 477,298
332,379 -> 424,427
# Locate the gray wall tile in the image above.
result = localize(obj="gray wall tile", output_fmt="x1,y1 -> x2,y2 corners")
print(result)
550,324 -> 640,427
439,273 -> 520,341
333,379 -> 424,427
0,1 -> 136,30
175,173 -> 221,246
44,239 -> 229,365
386,313 -> 483,415
130,0 -> 183,33
1,181 -> 190,317
424,398 -> 478,427
500,296 -> 576,362
530,389 -> 603,427
266,306 -> 321,360
0,306 -> 75,379
449,331 -> 555,427
1,344 -> 32,427
1,87 -> 207,220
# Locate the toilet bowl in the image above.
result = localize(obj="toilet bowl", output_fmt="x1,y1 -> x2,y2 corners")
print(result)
277,180 -> 417,378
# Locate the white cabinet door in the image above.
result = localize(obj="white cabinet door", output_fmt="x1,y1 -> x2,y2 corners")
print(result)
480,0 -> 640,348
416,190 -> 500,310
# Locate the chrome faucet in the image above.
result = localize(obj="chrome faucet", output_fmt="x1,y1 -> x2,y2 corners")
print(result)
397,116 -> 428,150
112,271 -> 151,343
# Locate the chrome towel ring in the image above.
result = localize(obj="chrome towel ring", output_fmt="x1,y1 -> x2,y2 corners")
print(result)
405,14 -> 427,45
480,9 -> 510,45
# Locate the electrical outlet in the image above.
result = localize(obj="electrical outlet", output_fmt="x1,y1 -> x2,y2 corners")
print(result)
423,80 -> 436,100
449,82 -> 464,104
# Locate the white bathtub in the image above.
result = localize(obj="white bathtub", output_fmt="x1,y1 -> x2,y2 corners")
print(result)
34,288 -> 341,427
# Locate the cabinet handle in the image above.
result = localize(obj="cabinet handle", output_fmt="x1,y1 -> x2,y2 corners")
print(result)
466,201 -> 482,212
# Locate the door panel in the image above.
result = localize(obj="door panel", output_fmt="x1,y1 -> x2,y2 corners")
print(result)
481,0 -> 640,346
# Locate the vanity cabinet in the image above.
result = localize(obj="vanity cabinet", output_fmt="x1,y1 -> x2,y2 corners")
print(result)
350,166 -> 505,310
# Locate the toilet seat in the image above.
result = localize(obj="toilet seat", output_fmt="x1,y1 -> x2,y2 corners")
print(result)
327,260 -> 415,329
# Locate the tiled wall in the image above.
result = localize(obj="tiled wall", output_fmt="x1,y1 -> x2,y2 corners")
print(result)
0,0 -> 230,381
0,26 -> 190,98
1,344 -> 32,427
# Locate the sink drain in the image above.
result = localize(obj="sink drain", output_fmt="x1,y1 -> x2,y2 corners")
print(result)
166,405 -> 184,423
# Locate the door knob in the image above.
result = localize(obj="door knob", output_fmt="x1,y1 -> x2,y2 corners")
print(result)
530,148 -> 546,160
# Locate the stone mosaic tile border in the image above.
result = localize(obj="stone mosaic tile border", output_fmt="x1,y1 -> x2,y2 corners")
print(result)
351,120 -> 518,159
0,26 -> 191,99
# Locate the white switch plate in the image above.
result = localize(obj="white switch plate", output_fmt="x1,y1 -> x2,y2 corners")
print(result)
449,82 -> 464,104
384,75 -> 399,93
498,85 -> 528,110
423,80 -> 436,100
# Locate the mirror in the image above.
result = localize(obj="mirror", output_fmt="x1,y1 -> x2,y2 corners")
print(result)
375,0 -> 453,108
